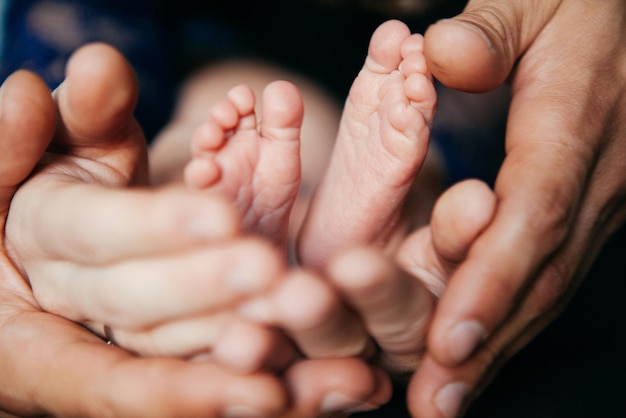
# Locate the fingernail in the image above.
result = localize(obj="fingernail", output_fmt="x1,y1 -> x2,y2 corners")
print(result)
447,320 -> 486,364
435,382 -> 470,418
320,392 -> 378,414
438,19 -> 493,50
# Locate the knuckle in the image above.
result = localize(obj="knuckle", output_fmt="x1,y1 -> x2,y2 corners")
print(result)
523,176 -> 576,248
526,255 -> 575,318
460,3 -> 519,56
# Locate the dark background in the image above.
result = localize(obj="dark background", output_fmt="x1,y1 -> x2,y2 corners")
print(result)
4,1 -> 625,416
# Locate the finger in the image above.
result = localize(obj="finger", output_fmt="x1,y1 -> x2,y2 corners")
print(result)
32,237 -> 286,328
13,183 -> 239,264
423,0 -> 561,92
406,257 -> 577,418
283,358 -> 392,417
430,179 -> 497,269
240,269 -> 372,359
104,312 -> 231,358
410,167 -> 626,418
1,306 -> 289,418
328,247 -> 434,374
107,314 -> 297,373
53,42 -> 142,150
212,318 -> 298,373
426,150 -> 576,367
396,226 -> 446,297
407,352 -> 483,418
397,178 -> 496,299
49,42 -> 150,188
0,70 -> 54,213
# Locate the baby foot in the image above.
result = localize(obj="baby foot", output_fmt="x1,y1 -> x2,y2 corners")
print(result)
185,80 -> 303,249
298,19 -> 437,270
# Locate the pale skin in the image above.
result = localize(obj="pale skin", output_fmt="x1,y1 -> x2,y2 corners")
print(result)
181,19 -> 441,374
184,80 -> 303,250
40,22 -> 432,371
150,58 -> 339,262
297,19 -> 437,270
5,18 -> 428,384
8,16 -> 482,400
1,19 -> 451,417
183,19 -> 438,268
0,43 -> 394,418
161,22 -> 501,418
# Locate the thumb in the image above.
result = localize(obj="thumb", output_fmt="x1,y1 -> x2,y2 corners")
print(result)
0,70 -> 54,216
423,0 -> 561,92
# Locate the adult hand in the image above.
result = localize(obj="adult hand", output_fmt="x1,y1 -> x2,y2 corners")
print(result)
4,42 -> 276,362
0,45 -> 390,417
408,1 -> 626,416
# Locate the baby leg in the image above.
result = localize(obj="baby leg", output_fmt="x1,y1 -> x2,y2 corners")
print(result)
185,80 -> 304,249
298,19 -> 437,270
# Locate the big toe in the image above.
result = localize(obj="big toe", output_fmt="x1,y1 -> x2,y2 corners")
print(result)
368,19 -> 412,72
259,80 -> 304,141
55,42 -> 140,144
0,70 -> 55,203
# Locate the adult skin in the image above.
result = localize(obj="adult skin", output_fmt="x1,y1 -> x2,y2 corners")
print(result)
0,48 -> 390,417
407,0 -> 626,417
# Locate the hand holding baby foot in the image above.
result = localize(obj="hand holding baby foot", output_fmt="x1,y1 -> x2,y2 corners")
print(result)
319,180 -> 495,414
413,1 -> 626,416
4,42 -> 290,363
235,179 -> 495,390
0,52 -> 290,418
326,247 -> 434,376
185,80 -> 303,249
314,180 -> 494,378
0,44 -> 392,418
